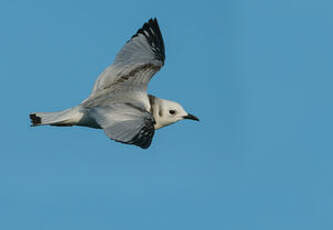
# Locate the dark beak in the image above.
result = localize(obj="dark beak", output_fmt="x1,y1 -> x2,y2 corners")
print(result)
183,113 -> 199,121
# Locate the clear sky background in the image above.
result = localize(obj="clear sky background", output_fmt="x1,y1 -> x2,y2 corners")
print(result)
1,0 -> 332,229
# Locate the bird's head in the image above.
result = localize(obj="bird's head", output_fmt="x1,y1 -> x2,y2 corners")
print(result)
153,98 -> 199,129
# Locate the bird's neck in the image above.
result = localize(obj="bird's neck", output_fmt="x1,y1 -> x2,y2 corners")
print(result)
149,95 -> 171,130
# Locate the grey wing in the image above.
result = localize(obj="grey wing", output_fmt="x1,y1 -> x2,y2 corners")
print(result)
89,103 -> 155,149
89,18 -> 165,97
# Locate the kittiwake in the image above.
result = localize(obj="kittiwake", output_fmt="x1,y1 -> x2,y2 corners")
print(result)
29,18 -> 199,149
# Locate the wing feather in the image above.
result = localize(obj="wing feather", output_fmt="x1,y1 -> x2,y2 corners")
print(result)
89,104 -> 155,149
89,18 -> 165,97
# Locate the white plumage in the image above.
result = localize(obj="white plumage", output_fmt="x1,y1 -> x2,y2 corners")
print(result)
30,18 -> 198,149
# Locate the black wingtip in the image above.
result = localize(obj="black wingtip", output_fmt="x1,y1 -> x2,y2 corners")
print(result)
30,113 -> 41,126
131,17 -> 165,63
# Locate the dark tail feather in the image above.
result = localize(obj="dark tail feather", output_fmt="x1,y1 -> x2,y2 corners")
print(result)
30,113 -> 41,126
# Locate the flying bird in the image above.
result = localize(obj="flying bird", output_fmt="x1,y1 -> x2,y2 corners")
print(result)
29,18 -> 199,149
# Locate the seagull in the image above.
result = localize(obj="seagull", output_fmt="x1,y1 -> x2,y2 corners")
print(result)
29,18 -> 199,149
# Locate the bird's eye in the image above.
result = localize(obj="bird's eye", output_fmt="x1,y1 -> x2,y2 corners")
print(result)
169,110 -> 176,115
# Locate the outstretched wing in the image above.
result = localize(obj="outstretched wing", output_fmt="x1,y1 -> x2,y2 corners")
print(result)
89,18 -> 165,98
89,103 -> 155,149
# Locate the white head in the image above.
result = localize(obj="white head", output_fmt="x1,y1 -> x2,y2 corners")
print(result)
150,96 -> 199,129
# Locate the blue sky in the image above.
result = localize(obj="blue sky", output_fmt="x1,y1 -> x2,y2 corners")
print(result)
1,0 -> 333,229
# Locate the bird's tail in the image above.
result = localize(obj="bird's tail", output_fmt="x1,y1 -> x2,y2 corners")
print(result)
29,107 -> 82,127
